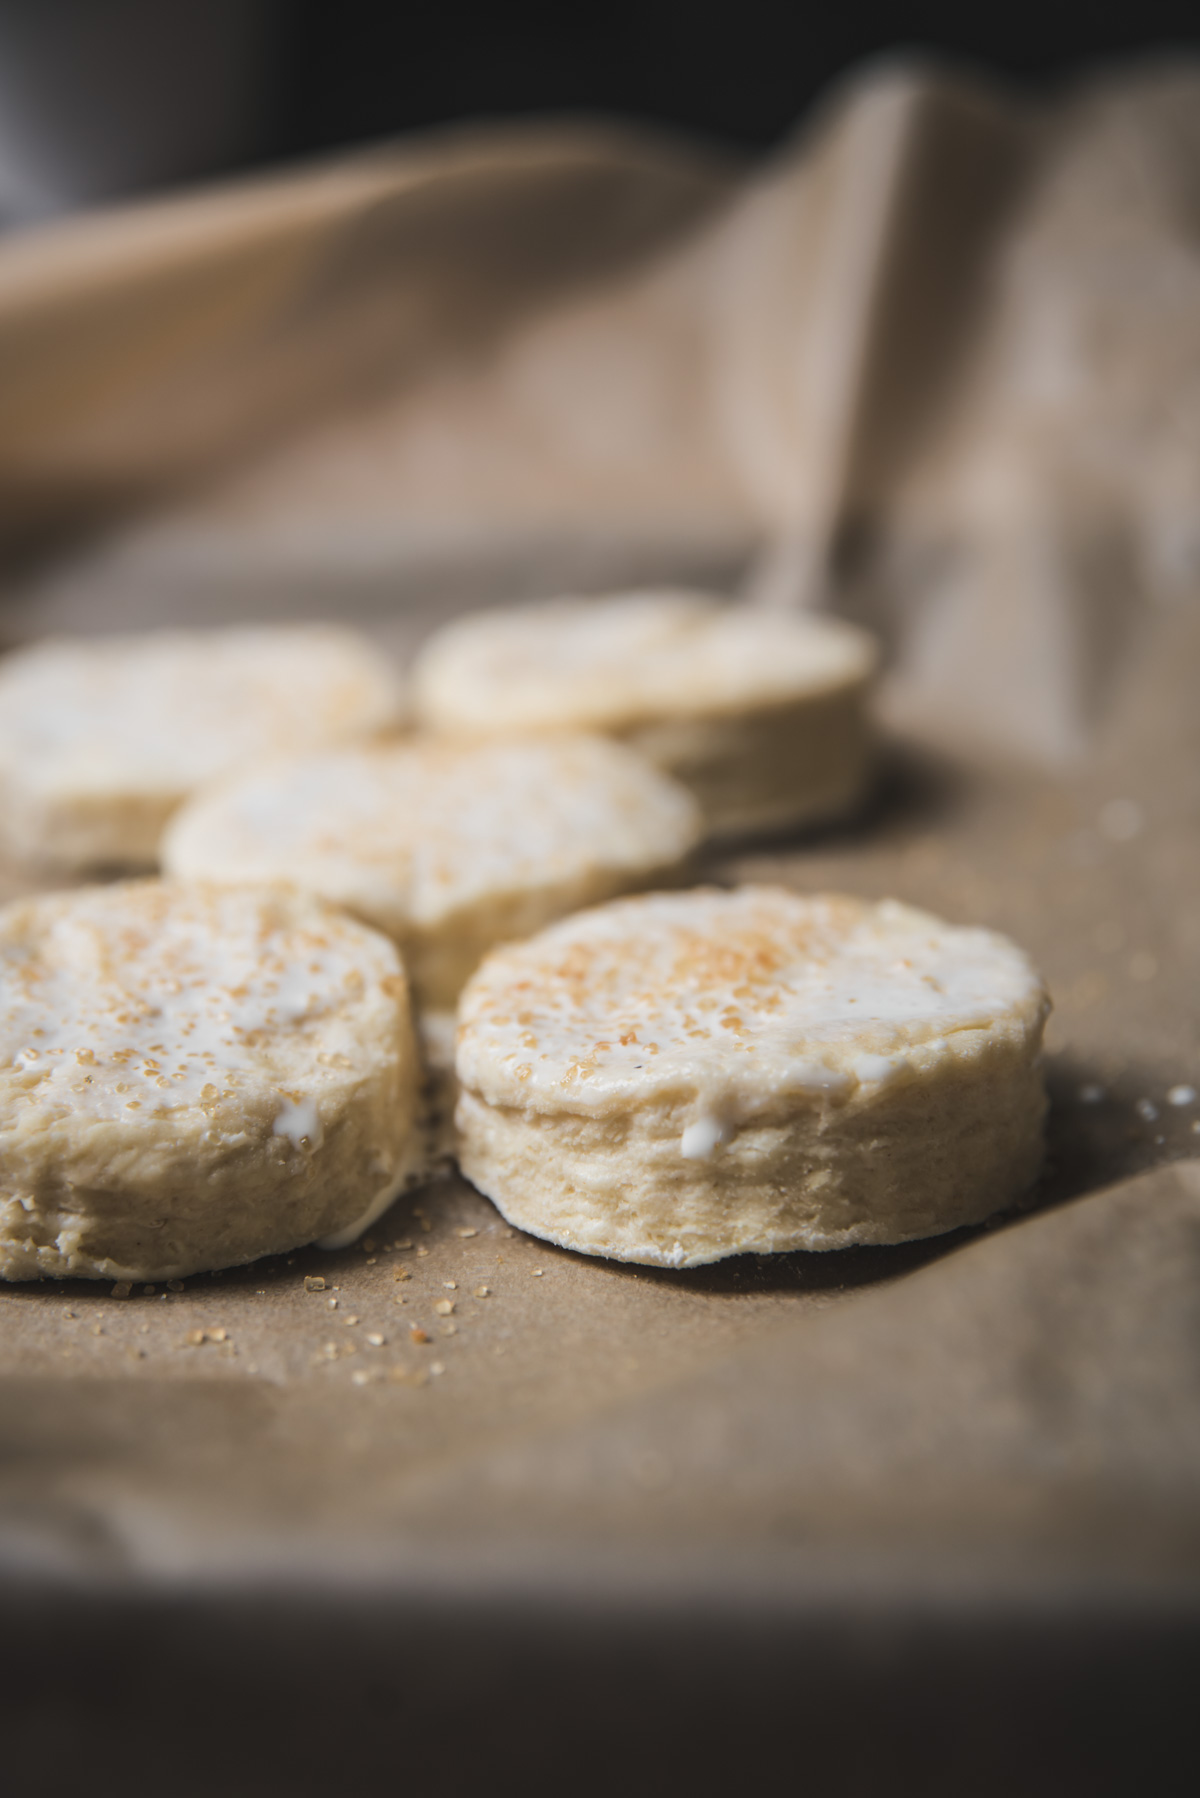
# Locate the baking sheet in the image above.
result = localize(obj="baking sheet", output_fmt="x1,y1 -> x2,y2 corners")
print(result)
1,692 -> 1197,1594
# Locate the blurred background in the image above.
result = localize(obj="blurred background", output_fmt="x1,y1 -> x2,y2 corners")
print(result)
0,0 -> 1196,225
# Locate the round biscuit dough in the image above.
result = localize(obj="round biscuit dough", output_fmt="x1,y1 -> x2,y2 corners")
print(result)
412,591 -> 879,837
454,886 -> 1051,1266
163,735 -> 703,1009
0,881 -> 422,1281
0,624 -> 405,872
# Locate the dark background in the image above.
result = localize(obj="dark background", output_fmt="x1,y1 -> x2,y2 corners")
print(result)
271,0 -> 1200,157
0,0 -> 1197,227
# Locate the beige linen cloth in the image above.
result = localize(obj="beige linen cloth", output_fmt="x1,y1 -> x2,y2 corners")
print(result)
0,56 -> 1198,1639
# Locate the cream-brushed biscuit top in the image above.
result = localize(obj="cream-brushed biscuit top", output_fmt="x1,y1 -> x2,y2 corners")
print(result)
0,881 -> 408,1132
457,887 -> 1049,1127
164,736 -> 702,933
0,624 -> 404,803
413,591 -> 878,733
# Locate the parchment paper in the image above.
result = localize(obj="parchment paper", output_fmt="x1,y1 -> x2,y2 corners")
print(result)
0,55 -> 1198,1793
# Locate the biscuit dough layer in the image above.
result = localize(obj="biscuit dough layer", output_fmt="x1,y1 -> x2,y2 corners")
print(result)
0,625 -> 405,872
0,882 -> 421,1281
164,735 -> 702,1008
412,591 -> 878,835
455,887 -> 1050,1265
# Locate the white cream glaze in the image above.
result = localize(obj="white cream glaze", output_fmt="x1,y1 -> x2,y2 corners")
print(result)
0,624 -> 404,804
456,887 -> 1050,1124
273,1096 -> 323,1149
0,881 -> 407,1128
414,591 -> 878,733
680,1113 -> 731,1159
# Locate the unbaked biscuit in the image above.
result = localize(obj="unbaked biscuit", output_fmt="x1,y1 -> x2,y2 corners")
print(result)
0,625 -> 405,872
0,881 -> 422,1281
163,735 -> 702,1009
455,886 -> 1050,1266
412,591 -> 878,836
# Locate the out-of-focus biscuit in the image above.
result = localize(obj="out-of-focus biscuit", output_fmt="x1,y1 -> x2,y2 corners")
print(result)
0,625 -> 405,871
412,591 -> 878,836
163,735 -> 702,1009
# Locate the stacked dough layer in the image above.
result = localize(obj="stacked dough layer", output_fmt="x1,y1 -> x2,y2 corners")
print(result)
413,591 -> 879,836
455,886 -> 1050,1266
0,625 -> 405,871
164,734 -> 703,1008
0,882 -> 421,1281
